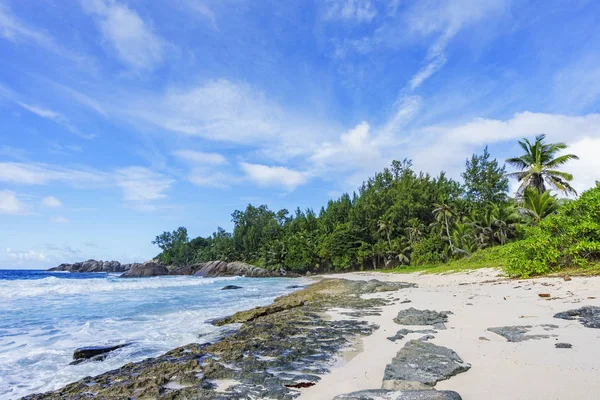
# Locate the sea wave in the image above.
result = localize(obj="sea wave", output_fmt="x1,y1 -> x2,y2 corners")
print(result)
0,275 -> 237,300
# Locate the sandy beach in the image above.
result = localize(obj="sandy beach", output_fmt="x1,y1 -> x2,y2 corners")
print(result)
299,269 -> 600,400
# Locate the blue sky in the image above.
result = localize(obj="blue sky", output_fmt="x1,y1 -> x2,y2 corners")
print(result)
1,0 -> 599,269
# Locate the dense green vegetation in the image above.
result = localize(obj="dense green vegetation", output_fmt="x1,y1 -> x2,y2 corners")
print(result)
153,136 -> 596,277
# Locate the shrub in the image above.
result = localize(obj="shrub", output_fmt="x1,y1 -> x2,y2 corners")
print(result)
505,185 -> 600,277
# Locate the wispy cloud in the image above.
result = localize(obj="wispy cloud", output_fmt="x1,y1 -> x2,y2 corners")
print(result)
81,0 -> 167,71
172,150 -> 227,165
0,162 -> 106,186
114,166 -> 173,202
0,2 -> 95,68
17,102 -> 95,139
50,216 -> 70,224
324,0 -> 377,23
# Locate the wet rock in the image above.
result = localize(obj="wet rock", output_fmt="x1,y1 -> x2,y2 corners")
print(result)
554,306 -> 600,328
382,340 -> 470,389
120,262 -> 169,278
221,285 -> 243,290
393,308 -> 451,329
286,285 -> 305,289
72,343 -> 131,361
555,343 -> 573,349
487,326 -> 552,342
334,389 -> 462,399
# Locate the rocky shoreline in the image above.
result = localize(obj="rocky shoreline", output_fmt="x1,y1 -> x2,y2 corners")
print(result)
49,259 -> 298,278
23,270 -> 600,399
23,278 -> 421,399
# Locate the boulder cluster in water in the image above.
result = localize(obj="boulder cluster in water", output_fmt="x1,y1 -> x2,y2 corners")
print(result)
48,259 -> 298,278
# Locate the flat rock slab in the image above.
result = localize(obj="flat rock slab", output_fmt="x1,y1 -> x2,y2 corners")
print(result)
487,325 -> 554,342
387,329 -> 437,342
555,343 -> 573,349
383,340 -> 470,387
333,389 -> 462,400
554,306 -> 600,328
393,308 -> 451,329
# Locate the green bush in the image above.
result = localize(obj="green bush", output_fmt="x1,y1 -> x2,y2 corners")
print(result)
411,234 -> 447,266
505,185 -> 600,277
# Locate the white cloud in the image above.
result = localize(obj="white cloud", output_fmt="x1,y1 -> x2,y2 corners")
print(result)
82,0 -> 166,71
325,0 -> 377,23
115,166 -> 173,202
311,122 -> 382,171
41,196 -> 62,208
240,162 -> 308,191
172,149 -> 227,165
50,216 -> 70,224
6,248 -> 46,261
560,137 -> 600,196
0,190 -> 29,215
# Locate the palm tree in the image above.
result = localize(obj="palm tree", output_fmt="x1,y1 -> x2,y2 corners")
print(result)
377,218 -> 393,246
519,188 -> 559,224
492,203 -> 520,245
432,198 -> 458,253
506,134 -> 579,196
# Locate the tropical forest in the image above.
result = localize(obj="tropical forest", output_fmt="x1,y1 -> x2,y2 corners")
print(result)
153,135 -> 599,278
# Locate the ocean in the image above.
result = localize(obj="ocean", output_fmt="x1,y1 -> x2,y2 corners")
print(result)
0,269 -> 307,399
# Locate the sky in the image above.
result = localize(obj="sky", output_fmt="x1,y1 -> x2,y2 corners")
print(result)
1,0 -> 599,269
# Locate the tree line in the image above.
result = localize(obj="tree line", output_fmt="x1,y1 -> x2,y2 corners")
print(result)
153,135 -> 580,273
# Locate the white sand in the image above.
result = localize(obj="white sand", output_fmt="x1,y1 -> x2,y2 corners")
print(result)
298,269 -> 600,400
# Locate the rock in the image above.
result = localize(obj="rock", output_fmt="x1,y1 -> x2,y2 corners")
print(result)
334,389 -> 463,400
221,285 -> 243,290
563,276 -> 572,281
479,337 -> 490,341
72,343 -> 131,362
555,343 -> 573,349
387,329 -> 437,342
192,260 -> 299,278
382,381 -> 430,391
487,326 -> 553,342
120,262 -> 169,278
393,308 -> 452,329
382,340 -> 470,389
419,334 -> 435,341
554,306 -> 600,328
286,285 -> 305,289
538,293 -> 551,298
400,299 -> 412,304
49,259 -> 130,273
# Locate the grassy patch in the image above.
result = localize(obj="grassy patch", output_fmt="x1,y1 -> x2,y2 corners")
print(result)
384,245 -> 511,275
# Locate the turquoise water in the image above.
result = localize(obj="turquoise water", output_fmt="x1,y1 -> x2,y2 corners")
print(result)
0,269 -> 307,399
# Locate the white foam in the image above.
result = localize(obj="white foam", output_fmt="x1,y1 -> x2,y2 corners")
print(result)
0,275 -> 236,300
